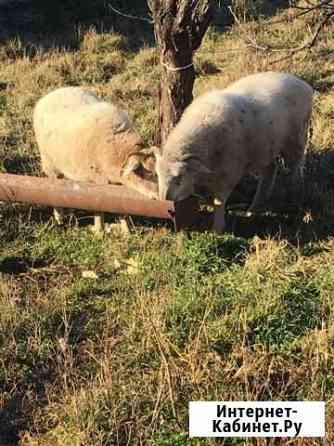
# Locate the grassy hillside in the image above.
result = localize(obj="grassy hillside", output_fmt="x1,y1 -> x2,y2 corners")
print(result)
0,2 -> 334,445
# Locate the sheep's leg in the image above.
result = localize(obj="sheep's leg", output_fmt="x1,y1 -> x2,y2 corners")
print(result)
213,184 -> 236,234
287,160 -> 305,207
68,210 -> 77,227
284,142 -> 305,207
43,167 -> 65,225
248,162 -> 278,213
213,202 -> 227,234
53,207 -> 64,225
92,213 -> 105,234
119,218 -> 130,234
290,159 -> 304,189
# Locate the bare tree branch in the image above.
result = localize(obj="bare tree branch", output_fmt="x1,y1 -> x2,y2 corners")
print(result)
229,0 -> 334,61
108,2 -> 154,24
269,0 -> 333,24
269,8 -> 334,64
228,6 -> 271,51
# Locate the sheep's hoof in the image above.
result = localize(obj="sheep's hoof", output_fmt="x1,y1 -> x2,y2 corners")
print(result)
211,222 -> 226,234
212,227 -> 225,235
246,204 -> 266,217
213,198 -> 223,206
104,219 -> 131,235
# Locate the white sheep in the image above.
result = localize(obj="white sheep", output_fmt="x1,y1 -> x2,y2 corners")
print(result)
155,71 -> 313,233
33,86 -> 157,232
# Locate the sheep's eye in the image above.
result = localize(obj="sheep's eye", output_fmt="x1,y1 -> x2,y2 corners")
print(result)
173,177 -> 182,187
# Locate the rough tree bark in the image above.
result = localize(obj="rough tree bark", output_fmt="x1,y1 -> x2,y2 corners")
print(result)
148,0 -> 215,146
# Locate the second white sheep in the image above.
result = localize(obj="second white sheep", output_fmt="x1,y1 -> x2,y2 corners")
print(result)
34,87 -> 158,232
156,71 -> 313,233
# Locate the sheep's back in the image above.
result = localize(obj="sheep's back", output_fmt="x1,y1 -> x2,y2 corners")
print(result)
34,88 -> 135,182
162,71 -> 313,179
162,90 -> 255,166
224,72 -> 313,168
224,72 -> 313,146
33,87 -> 100,156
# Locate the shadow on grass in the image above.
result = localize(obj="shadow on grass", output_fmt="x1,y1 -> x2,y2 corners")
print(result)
224,148 -> 334,245
0,0 -> 153,54
3,154 -> 40,175
0,360 -> 55,445
0,255 -> 49,274
0,0 -> 295,56
0,394 -> 27,445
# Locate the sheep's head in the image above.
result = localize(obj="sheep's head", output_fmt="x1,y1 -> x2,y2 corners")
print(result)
141,147 -> 157,173
121,146 -> 157,179
120,146 -> 158,199
155,149 -> 211,202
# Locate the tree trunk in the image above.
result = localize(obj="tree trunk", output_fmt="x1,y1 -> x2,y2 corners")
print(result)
156,47 -> 195,147
149,0 -> 215,146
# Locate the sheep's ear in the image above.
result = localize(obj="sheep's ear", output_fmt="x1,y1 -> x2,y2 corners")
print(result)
150,145 -> 162,161
113,121 -> 129,134
121,154 -> 141,176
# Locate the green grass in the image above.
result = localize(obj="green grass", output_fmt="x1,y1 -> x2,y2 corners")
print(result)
0,1 -> 334,445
